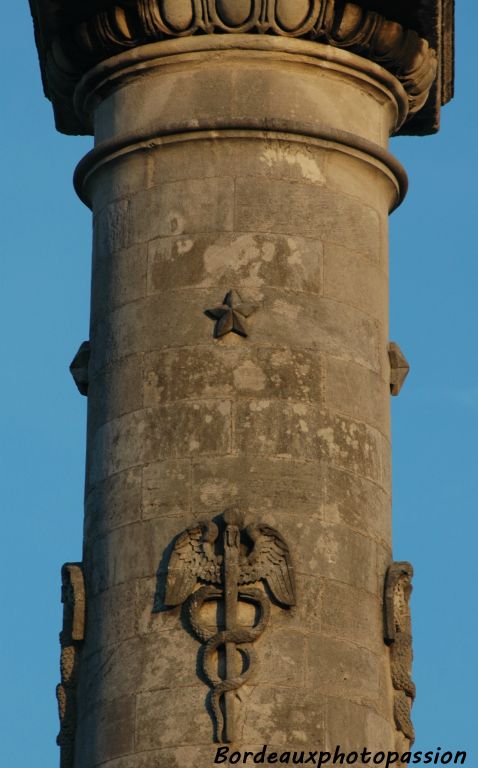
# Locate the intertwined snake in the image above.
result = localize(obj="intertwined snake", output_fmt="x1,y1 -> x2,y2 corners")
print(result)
187,584 -> 271,739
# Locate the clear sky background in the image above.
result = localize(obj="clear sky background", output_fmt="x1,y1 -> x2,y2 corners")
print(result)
0,4 -> 476,766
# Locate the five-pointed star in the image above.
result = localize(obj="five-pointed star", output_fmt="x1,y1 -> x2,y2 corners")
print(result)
205,290 -> 256,339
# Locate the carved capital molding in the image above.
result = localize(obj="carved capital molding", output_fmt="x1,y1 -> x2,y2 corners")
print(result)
29,0 -> 454,136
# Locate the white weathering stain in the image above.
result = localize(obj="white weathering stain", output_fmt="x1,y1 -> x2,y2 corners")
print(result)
202,234 -> 275,292
261,144 -> 326,183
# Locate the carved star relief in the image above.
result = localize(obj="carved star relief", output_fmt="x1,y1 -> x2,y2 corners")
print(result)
205,290 -> 256,339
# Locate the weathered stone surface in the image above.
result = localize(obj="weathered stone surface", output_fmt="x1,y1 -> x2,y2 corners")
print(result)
241,687 -> 326,745
235,177 -> 381,262
325,148 -> 396,214
325,356 -> 390,435
234,401 -> 382,482
91,243 -> 148,328
321,581 -> 382,652
144,346 -> 323,406
146,401 -> 232,462
75,696 -> 135,766
191,455 -> 323,517
307,635 -> 380,700
147,138 -> 328,189
88,354 -> 143,430
94,177 -> 234,252
83,581 -> 136,654
251,291 -> 381,371
142,459 -> 192,520
88,410 -> 151,484
136,686 -> 213,750
87,515 -> 208,595
89,400 -> 232,484
251,512 -> 377,594
84,468 -> 142,541
89,299 -> 149,374
83,631 -> 201,703
86,522 -> 155,595
88,153 -> 148,214
253,630 -> 306,687
323,466 -> 391,542
325,698 -> 394,752
148,232 -> 323,298
323,241 -> 388,317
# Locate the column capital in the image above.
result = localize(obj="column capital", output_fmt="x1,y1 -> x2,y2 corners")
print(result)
29,0 -> 454,136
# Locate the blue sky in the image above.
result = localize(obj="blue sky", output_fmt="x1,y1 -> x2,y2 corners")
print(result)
1,3 -> 476,765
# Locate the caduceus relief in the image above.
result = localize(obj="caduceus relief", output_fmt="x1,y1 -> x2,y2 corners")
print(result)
165,509 -> 296,742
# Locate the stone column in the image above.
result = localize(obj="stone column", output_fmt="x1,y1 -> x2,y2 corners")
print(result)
29,3 -> 454,767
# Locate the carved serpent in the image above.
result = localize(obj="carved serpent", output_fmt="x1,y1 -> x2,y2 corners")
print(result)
188,584 -> 271,738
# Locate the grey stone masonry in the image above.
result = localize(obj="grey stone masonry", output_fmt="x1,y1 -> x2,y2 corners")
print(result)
28,2 -> 455,767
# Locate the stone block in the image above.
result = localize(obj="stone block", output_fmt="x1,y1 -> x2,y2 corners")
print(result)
90,299 -> 149,374
317,412 -> 382,483
191,455 -> 323,518
307,635 -> 379,701
88,409 -> 152,485
244,407 -> 304,463
149,137 -> 328,188
253,629 -> 306,687
323,466 -> 391,543
89,400 -> 231,484
325,148 -> 395,216
148,232 -> 323,298
83,632 -> 200,704
91,243 -> 148,328
325,697 -> 374,752
76,696 -> 135,767
324,355 -> 390,435
380,433 -> 392,490
366,711 -> 396,753
147,400 -> 232,461
131,177 -> 234,243
84,581 -> 136,654
86,522 -> 155,594
143,346 -> 323,406
257,514 -> 377,594
241,687 -> 326,746
135,686 -> 213,750
233,401 -> 382,483
89,153 -> 148,214
88,354 -> 144,431
233,400 -> 320,461
251,290 -> 380,372
84,467 -> 142,541
93,198 -> 132,256
235,177 -> 381,262
323,242 -> 388,319
321,581 -> 382,653
142,459 -> 192,520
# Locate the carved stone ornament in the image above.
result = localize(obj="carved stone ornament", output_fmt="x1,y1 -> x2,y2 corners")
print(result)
56,563 -> 86,768
29,0 -> 454,136
384,561 -> 415,744
205,290 -> 256,339
69,341 -> 91,396
388,341 -> 410,396
165,509 -> 296,742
